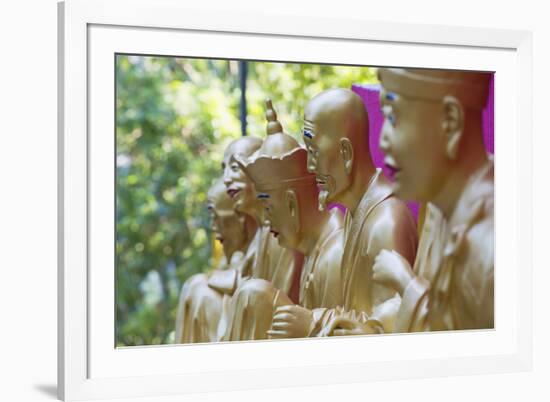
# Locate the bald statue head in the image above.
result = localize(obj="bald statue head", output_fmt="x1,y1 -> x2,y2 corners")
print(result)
222,136 -> 263,215
207,177 -> 246,260
303,88 -> 371,210
378,67 -> 491,202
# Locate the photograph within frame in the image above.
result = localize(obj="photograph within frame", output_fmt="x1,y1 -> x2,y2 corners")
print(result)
60,3 -> 532,397
115,54 -> 495,348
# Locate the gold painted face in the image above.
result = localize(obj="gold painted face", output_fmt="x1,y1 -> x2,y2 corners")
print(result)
378,67 -> 491,203
303,116 -> 351,211
207,179 -> 246,259
378,88 -> 451,202
258,189 -> 300,250
221,137 -> 262,215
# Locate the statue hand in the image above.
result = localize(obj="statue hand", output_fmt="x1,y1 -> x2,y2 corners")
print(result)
267,305 -> 313,339
320,316 -> 379,337
372,249 -> 414,296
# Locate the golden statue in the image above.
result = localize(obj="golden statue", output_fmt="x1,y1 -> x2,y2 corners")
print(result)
174,178 -> 253,343
210,134 -> 298,341
206,136 -> 297,298
301,88 -> 418,335
221,100 -> 345,340
371,68 -> 494,332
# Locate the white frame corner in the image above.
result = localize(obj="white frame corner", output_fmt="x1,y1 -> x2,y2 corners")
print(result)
58,0 -> 533,400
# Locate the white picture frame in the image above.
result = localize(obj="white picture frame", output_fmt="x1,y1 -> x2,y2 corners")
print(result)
58,0 -> 533,400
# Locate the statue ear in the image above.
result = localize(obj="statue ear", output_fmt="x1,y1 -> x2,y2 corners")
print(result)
442,96 -> 464,160
339,138 -> 354,175
285,190 -> 300,234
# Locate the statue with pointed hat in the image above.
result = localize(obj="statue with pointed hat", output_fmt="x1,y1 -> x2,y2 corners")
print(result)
221,100 -> 346,340
199,117 -> 298,341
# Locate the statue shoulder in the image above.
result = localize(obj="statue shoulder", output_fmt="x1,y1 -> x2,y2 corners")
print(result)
456,172 -> 494,271
361,196 -> 418,263
448,187 -> 494,325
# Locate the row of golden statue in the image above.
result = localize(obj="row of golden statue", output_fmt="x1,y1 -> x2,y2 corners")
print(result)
174,67 -> 494,344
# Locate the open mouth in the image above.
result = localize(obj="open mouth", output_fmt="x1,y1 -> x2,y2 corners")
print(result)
384,158 -> 401,179
226,188 -> 240,199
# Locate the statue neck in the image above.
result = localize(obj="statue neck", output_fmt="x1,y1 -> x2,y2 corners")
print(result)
222,214 -> 257,262
432,118 -> 488,218
338,158 -> 376,217
296,188 -> 334,256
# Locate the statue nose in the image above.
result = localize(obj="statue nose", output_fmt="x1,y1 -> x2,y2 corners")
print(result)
379,120 -> 392,152
223,168 -> 232,186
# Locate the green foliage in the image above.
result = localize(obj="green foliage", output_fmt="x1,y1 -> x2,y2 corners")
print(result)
116,55 -> 377,346
246,61 -> 378,139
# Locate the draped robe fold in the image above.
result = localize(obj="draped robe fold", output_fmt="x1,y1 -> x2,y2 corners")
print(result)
311,169 -> 418,335
174,253 -> 239,344
395,161 -> 494,332
222,211 -> 345,341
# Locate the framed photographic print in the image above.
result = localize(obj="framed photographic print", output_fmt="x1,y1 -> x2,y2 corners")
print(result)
58,0 -> 533,400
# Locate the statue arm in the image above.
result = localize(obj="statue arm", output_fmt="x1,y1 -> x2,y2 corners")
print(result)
478,269 -> 494,328
364,203 -> 418,332
174,281 -> 191,343
317,232 -> 345,309
459,217 -> 495,329
174,273 -> 209,343
394,275 -> 430,332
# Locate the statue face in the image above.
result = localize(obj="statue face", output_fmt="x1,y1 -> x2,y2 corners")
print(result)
207,200 -> 246,259
378,89 -> 451,202
258,189 -> 300,250
303,120 -> 351,211
222,149 -> 257,215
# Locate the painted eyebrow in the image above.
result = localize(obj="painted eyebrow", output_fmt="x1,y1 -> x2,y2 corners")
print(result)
257,193 -> 270,199
303,129 -> 314,139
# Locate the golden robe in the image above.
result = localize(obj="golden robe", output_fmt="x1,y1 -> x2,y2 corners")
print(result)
174,273 -> 221,343
174,252 -> 240,344
250,225 -> 297,295
299,211 -> 345,310
222,210 -> 345,341
312,169 -> 418,335
395,161 -> 494,332
206,224 -> 296,341
208,225 -> 296,297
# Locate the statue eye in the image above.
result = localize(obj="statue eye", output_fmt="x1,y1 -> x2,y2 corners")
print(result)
303,129 -> 314,139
